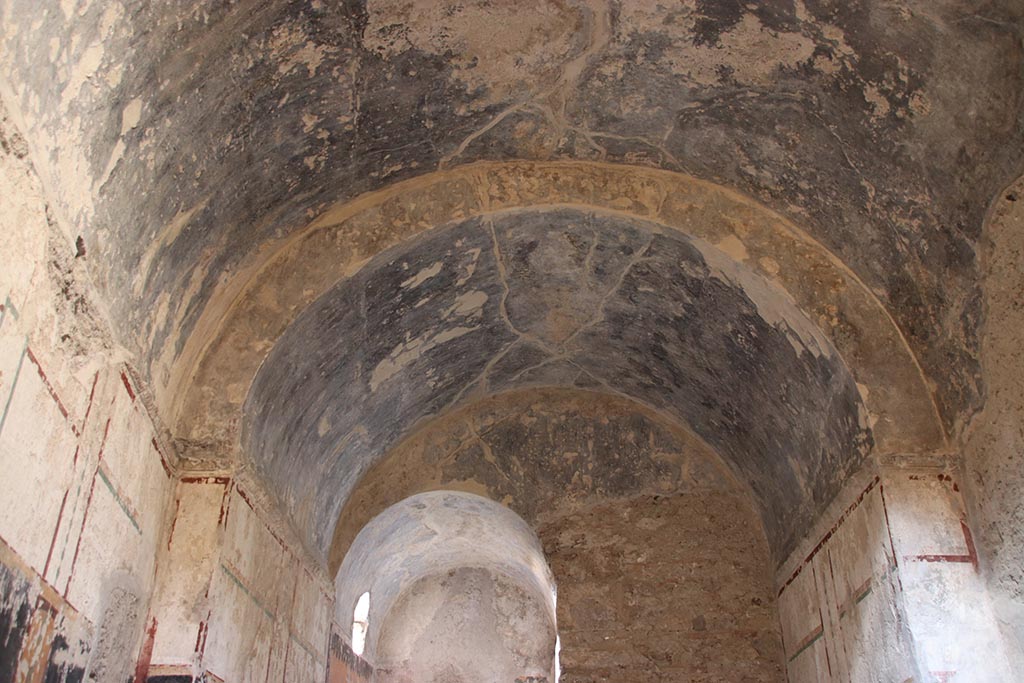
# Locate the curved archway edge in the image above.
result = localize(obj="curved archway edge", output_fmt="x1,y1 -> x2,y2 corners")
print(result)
166,161 -> 946,467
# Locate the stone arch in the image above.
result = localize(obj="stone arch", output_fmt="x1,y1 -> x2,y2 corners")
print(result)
334,491 -> 558,681
169,162 -> 945,469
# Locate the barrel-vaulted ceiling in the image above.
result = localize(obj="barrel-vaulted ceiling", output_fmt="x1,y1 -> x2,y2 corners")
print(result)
2,1 -> 1020,564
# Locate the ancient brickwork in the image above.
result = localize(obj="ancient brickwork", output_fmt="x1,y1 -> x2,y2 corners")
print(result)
540,493 -> 784,682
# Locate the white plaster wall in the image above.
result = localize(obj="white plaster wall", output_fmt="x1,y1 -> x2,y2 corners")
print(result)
778,464 -> 1014,682
0,102 -> 175,681
201,484 -> 333,683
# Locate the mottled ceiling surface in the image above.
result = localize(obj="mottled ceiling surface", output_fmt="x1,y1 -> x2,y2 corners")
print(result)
2,1 -> 1021,566
244,208 -> 868,560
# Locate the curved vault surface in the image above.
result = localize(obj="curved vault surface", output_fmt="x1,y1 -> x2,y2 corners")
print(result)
243,207 -> 872,562
334,491 -> 557,667
4,0 -> 1022,434
328,386 -> 744,574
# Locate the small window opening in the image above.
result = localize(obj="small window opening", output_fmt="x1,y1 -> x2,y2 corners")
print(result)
552,587 -> 560,682
352,591 -> 370,656
555,634 -> 562,682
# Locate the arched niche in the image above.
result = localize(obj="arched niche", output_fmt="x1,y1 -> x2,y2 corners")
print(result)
334,491 -> 558,682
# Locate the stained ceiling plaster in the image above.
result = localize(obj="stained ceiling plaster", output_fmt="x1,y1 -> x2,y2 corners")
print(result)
1,0 -> 1021,569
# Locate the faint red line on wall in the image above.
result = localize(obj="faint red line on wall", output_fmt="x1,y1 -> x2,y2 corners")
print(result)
961,520 -> 979,569
120,370 -> 136,402
903,520 -> 977,570
779,475 -> 881,598
151,437 -> 173,479
787,623 -> 824,663
63,415 -> 112,599
878,483 -> 903,591
133,616 -> 159,683
79,372 -> 99,436
166,497 -> 183,551
180,476 -> 232,485
0,529 -> 81,621
63,468 -> 98,600
43,490 -> 70,580
813,562 -> 832,677
236,485 -> 293,559
25,348 -> 74,434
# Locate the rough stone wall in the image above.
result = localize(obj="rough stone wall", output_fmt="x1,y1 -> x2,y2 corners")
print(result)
330,388 -> 742,572
540,493 -> 784,683
375,567 -> 556,683
963,178 -> 1024,666
0,105 -> 175,682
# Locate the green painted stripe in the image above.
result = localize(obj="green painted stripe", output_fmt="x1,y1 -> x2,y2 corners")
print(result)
96,466 -> 142,534
220,563 -> 276,621
0,342 -> 28,439
854,584 -> 873,605
788,628 -> 823,663
1,295 -> 20,325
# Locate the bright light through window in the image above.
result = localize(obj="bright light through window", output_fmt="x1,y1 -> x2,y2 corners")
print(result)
553,587 -> 560,682
352,591 -> 370,656
555,634 -> 561,682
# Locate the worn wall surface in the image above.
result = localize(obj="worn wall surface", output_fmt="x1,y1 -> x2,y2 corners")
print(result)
963,177 -> 1024,667
330,388 -> 785,682
146,477 -> 333,683
375,567 -> 556,683
778,463 -> 1013,682
2,0 -> 1020,441
540,492 -> 784,682
334,491 -> 556,665
330,388 -> 745,571
0,105 -> 174,683
2,2 -> 1023,680
777,468 -> 918,683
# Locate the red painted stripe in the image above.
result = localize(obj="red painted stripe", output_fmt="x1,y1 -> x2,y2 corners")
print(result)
166,497 -> 182,550
779,476 -> 880,597
180,475 -> 231,485
216,480 -> 234,528
120,370 -> 136,402
64,469 -> 99,599
904,554 -> 974,564
152,437 -> 173,478
237,486 -> 292,555
79,372 -> 99,434
133,616 -> 159,683
43,490 -> 70,579
25,348 -> 71,424
961,520 -> 979,570
879,483 -> 903,591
